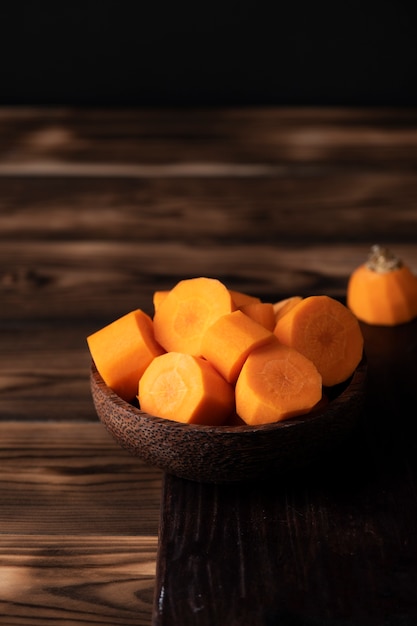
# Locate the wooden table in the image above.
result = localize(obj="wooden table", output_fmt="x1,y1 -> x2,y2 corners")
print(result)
1,107 -> 417,625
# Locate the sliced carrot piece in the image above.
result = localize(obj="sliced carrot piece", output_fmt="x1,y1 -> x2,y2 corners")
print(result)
239,301 -> 276,331
229,289 -> 261,308
273,295 -> 364,386
87,309 -> 165,401
235,341 -> 322,425
273,296 -> 303,322
153,277 -> 235,356
200,309 -> 275,383
138,351 -> 235,425
153,289 -> 170,313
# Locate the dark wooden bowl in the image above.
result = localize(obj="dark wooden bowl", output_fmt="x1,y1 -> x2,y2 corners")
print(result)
91,357 -> 367,483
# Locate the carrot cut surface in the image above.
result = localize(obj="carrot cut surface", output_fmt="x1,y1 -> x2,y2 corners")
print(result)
153,277 -> 236,356
87,309 -> 165,401
239,302 -> 276,331
200,309 -> 275,383
138,351 -> 235,425
274,295 -> 364,387
235,341 -> 322,425
273,296 -> 303,322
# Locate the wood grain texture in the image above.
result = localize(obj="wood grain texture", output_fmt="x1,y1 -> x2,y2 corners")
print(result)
0,422 -> 161,624
1,107 -> 417,168
1,175 -> 416,244
155,462 -> 417,626
0,324 -> 95,420
0,422 -> 162,535
0,535 -> 156,626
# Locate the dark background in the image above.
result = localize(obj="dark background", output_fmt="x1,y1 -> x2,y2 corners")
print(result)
0,1 -> 416,107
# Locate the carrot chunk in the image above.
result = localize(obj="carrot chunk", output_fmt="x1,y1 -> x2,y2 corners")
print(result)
153,277 -> 235,356
239,302 -> 276,331
229,289 -> 261,308
138,351 -> 235,425
87,309 -> 165,401
153,290 -> 170,313
235,341 -> 322,425
273,296 -> 303,322
273,295 -> 364,386
200,309 -> 275,383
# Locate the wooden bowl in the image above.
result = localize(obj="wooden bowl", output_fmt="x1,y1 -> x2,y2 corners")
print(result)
90,357 -> 367,483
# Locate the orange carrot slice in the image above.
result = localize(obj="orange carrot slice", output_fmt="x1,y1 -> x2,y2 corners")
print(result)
153,277 -> 235,356
138,351 -> 235,425
273,296 -> 303,322
235,341 -> 322,425
200,309 -> 275,383
87,309 -> 165,401
239,301 -> 276,331
153,290 -> 170,313
273,295 -> 364,386
229,289 -> 261,308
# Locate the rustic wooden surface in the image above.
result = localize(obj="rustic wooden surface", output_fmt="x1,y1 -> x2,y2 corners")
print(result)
1,107 -> 417,625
